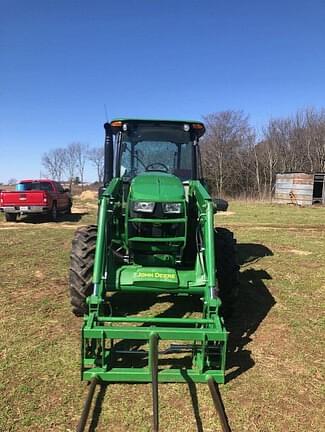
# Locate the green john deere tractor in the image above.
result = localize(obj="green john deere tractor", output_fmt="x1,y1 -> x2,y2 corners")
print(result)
69,119 -> 239,431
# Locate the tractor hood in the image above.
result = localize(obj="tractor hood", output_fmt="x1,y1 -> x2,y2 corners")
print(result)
130,172 -> 185,202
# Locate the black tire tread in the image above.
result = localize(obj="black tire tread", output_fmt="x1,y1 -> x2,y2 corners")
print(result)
51,202 -> 58,221
5,213 -> 17,222
69,225 -> 97,316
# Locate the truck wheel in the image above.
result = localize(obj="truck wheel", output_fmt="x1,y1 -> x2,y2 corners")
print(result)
69,225 -> 97,316
214,227 -> 240,318
5,213 -> 17,222
51,203 -> 58,221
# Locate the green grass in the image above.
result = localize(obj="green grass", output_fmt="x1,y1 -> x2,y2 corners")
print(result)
216,199 -> 325,226
0,200 -> 324,431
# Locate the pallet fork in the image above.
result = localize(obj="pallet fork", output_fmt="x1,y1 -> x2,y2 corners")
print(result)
76,331 -> 231,432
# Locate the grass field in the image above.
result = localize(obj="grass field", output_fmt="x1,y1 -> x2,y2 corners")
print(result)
0,199 -> 324,431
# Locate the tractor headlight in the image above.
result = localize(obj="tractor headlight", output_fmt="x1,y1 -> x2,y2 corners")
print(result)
133,201 -> 155,213
163,203 -> 182,214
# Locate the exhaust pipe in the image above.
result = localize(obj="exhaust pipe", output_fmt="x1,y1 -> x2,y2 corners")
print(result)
103,122 -> 114,186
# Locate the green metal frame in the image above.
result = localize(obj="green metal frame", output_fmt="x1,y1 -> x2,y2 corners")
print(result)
81,174 -> 228,385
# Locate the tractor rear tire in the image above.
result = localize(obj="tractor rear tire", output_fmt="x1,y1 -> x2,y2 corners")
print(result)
214,227 -> 240,318
69,225 -> 97,316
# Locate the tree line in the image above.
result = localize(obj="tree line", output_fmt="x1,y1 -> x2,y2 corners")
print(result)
42,143 -> 104,186
42,107 -> 325,197
201,107 -> 325,198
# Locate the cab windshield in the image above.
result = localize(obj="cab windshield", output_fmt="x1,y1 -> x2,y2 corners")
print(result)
119,124 -> 194,181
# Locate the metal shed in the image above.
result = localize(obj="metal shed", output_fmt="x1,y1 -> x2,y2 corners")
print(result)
274,172 -> 325,205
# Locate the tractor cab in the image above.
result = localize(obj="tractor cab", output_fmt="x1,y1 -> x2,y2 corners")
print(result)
105,119 -> 205,202
107,119 -> 205,182
103,119 -> 206,269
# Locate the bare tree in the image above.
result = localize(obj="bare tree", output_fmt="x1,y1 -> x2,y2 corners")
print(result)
262,108 -> 325,176
87,147 -> 104,183
252,143 -> 261,198
201,110 -> 255,196
42,148 -> 66,181
64,143 -> 80,188
74,142 -> 88,188
305,108 -> 325,172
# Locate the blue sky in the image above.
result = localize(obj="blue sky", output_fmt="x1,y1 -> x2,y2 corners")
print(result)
1,0 -> 325,183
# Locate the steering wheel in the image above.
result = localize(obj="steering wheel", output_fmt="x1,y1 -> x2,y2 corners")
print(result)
145,162 -> 169,172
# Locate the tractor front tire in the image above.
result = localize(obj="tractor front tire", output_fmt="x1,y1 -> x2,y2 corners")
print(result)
214,227 -> 240,318
69,225 -> 97,317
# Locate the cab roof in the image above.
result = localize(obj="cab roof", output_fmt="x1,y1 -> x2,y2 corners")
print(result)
109,118 -> 205,137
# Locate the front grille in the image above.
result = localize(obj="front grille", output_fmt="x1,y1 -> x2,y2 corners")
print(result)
129,221 -> 184,238
128,202 -> 186,243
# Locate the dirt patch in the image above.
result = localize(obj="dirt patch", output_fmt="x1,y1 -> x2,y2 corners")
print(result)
71,206 -> 89,213
85,202 -> 98,209
0,226 -> 23,230
220,223 -> 325,231
288,249 -> 312,256
217,211 -> 236,216
79,190 -> 97,200
0,222 -> 83,230
272,245 -> 313,255
55,223 -> 84,229
34,270 -> 45,280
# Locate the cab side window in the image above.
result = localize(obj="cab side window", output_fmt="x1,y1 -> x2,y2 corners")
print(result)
40,182 -> 53,192
56,182 -> 65,193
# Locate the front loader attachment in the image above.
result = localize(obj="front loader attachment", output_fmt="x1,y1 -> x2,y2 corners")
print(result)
81,312 -> 227,384
74,179 -> 232,431
83,181 -> 228,384
77,308 -> 230,432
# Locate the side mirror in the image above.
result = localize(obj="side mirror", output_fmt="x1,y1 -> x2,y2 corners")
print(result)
63,188 -> 71,193
212,198 -> 229,212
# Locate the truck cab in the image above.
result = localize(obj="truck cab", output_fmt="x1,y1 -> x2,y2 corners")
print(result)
0,179 -> 72,221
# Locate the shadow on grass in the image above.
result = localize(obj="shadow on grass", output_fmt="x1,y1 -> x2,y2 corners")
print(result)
88,384 -> 108,432
181,372 -> 204,432
14,211 -> 88,224
225,243 -> 275,383
237,242 -> 274,266
106,293 -> 202,369
109,291 -> 202,319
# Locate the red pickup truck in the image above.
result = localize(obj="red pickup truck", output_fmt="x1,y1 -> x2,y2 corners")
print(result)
0,179 -> 72,222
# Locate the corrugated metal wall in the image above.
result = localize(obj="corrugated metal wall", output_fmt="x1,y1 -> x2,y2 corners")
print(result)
274,173 -> 314,205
